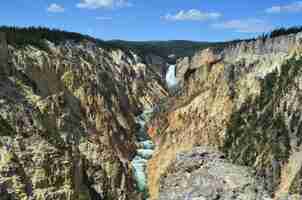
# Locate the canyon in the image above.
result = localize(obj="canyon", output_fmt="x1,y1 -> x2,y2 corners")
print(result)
0,28 -> 302,200
148,32 -> 302,200
0,32 -> 168,200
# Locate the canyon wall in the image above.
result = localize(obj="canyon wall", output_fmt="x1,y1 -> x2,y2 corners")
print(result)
0,34 -> 168,200
148,32 -> 302,200
0,32 -> 8,76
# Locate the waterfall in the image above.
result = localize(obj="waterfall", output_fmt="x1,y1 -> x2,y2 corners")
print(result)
166,65 -> 178,88
130,65 -> 179,198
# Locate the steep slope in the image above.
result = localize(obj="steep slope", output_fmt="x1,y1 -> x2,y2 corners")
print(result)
0,33 -> 168,200
106,40 -> 223,63
148,32 -> 302,200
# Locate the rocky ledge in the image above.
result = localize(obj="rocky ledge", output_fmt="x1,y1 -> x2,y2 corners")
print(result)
159,147 -> 271,200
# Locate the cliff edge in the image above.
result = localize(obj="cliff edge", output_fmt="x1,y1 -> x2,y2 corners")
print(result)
148,32 -> 302,200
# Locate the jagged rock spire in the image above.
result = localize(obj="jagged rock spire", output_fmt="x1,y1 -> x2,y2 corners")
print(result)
0,32 -> 8,76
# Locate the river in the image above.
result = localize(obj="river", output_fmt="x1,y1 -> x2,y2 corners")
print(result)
131,65 -> 178,199
131,108 -> 155,199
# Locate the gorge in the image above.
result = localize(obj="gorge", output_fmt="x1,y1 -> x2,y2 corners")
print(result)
1,27 -> 302,200
131,63 -> 179,199
131,108 -> 155,199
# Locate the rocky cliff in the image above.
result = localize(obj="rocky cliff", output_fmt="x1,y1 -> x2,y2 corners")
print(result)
148,32 -> 302,200
3,28 -> 302,200
158,147 -> 271,200
0,32 -> 8,76
0,34 -> 168,200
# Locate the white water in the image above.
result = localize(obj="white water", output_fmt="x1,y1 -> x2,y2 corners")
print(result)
166,65 -> 178,88
130,65 -> 178,198
131,108 -> 155,199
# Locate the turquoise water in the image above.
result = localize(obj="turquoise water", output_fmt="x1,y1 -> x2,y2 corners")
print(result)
131,65 -> 177,198
131,108 -> 155,199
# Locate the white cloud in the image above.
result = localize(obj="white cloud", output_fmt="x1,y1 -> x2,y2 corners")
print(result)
163,9 -> 221,21
265,1 -> 302,14
47,3 -> 65,13
265,6 -> 282,14
96,16 -> 113,20
77,0 -> 132,9
87,28 -> 94,36
212,19 -> 273,33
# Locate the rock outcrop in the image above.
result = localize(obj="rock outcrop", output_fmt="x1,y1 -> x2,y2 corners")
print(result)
144,54 -> 168,80
0,32 -> 8,76
176,48 -> 222,86
148,32 -> 302,200
0,38 -> 168,200
159,147 -> 271,200
176,32 -> 302,86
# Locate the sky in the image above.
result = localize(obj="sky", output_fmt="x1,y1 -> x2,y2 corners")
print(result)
1,0 -> 302,41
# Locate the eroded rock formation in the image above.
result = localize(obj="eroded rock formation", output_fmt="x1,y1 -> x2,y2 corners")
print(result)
0,32 -> 8,76
0,34 -> 168,200
158,147 -> 270,200
148,32 -> 302,200
3,29 -> 302,200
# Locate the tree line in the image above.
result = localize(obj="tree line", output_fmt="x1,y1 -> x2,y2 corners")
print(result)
0,25 -> 302,53
225,26 -> 302,46
0,26 -> 119,50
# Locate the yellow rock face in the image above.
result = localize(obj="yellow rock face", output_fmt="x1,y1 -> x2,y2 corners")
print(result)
148,33 -> 302,200
0,38 -> 168,200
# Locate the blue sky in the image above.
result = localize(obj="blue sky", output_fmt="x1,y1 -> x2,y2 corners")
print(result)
1,0 -> 302,41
